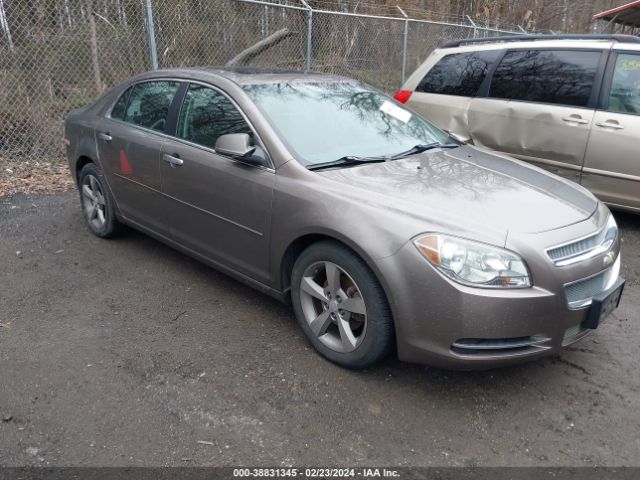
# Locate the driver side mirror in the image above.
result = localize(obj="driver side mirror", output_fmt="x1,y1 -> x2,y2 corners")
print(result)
215,133 -> 256,158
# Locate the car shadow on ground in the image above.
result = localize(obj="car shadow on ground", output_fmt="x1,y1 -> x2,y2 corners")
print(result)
108,219 -> 605,397
613,209 -> 639,231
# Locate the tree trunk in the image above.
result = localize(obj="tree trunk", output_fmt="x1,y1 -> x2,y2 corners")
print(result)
84,0 -> 103,94
0,0 -> 14,52
225,28 -> 293,67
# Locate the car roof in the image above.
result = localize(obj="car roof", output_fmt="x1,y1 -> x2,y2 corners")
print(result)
437,34 -> 640,54
131,66 -> 356,86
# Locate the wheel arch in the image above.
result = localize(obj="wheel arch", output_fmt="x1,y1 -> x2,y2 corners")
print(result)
75,155 -> 95,182
278,231 -> 396,314
74,154 -> 122,219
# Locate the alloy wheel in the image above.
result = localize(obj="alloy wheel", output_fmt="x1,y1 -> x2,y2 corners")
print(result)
81,174 -> 107,230
299,261 -> 367,353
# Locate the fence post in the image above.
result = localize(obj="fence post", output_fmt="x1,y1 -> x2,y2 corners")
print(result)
466,15 -> 478,38
300,0 -> 312,71
397,6 -> 409,86
145,0 -> 158,70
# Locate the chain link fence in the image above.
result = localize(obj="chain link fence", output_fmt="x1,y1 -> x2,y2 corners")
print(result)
0,0 -> 526,165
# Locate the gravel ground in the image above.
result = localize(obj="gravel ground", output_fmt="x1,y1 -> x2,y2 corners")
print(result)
0,191 -> 638,467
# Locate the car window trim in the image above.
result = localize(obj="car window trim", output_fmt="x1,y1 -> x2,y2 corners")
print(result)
170,80 -> 275,171
165,82 -> 189,135
599,50 -> 618,112
485,47 -> 607,109
165,131 -> 276,173
109,85 -> 133,121
104,80 -> 194,151
598,50 -> 640,116
105,113 -> 274,174
106,79 -> 183,134
104,77 -> 275,172
476,49 -> 507,98
106,115 -> 180,141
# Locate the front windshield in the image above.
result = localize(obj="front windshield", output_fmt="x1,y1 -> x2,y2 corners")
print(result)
243,81 -> 451,166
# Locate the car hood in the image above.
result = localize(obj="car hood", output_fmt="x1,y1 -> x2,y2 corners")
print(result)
315,145 -> 597,237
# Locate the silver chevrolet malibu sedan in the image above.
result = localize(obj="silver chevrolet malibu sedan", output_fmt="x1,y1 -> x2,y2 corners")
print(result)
64,68 -> 625,369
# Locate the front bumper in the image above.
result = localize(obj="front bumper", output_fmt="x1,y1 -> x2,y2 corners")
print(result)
375,235 -> 622,370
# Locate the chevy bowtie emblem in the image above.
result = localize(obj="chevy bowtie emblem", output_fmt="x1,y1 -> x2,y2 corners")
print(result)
603,251 -> 615,267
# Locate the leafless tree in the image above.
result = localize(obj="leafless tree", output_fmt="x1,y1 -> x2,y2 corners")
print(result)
0,0 -> 13,52
84,0 -> 103,94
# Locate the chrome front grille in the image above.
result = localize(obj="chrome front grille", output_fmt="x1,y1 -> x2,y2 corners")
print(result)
546,215 -> 617,267
547,229 -> 605,264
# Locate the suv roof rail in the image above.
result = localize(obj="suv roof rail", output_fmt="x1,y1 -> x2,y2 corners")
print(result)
441,34 -> 640,49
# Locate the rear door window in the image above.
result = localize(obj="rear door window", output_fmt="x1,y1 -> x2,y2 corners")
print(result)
123,81 -> 180,132
489,49 -> 601,107
606,53 -> 640,115
417,51 -> 500,96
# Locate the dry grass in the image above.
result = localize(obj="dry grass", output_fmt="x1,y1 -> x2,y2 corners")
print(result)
0,158 -> 75,197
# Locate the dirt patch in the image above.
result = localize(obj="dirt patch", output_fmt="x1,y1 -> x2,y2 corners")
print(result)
0,158 -> 75,197
1,192 -> 639,467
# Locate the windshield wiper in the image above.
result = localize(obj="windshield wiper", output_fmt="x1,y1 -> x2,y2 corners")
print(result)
307,156 -> 386,171
307,142 -> 459,170
389,142 -> 459,160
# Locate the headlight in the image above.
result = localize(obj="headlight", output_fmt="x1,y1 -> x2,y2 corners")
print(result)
602,213 -> 617,249
414,234 -> 531,288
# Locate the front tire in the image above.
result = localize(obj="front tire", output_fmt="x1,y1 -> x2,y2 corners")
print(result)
78,163 -> 122,238
291,241 -> 394,369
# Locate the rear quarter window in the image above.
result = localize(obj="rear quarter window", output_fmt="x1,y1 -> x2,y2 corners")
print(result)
417,51 -> 500,97
110,87 -> 131,120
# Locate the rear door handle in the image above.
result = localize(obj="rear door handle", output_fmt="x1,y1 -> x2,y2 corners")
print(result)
98,132 -> 112,142
595,120 -> 624,130
562,115 -> 589,125
163,153 -> 183,167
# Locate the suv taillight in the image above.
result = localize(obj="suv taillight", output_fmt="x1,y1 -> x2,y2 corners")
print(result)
394,90 -> 412,104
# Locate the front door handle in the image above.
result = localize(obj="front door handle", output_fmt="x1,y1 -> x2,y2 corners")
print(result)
595,120 -> 624,130
562,115 -> 589,125
98,132 -> 112,142
163,153 -> 183,167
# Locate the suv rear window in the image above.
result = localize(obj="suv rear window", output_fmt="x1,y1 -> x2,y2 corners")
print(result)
489,49 -> 601,107
417,51 -> 499,97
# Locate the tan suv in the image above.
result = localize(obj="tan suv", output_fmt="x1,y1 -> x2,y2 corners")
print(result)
395,34 -> 640,213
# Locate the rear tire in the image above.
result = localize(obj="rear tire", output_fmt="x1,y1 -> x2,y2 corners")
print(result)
78,163 -> 122,238
291,241 -> 394,369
